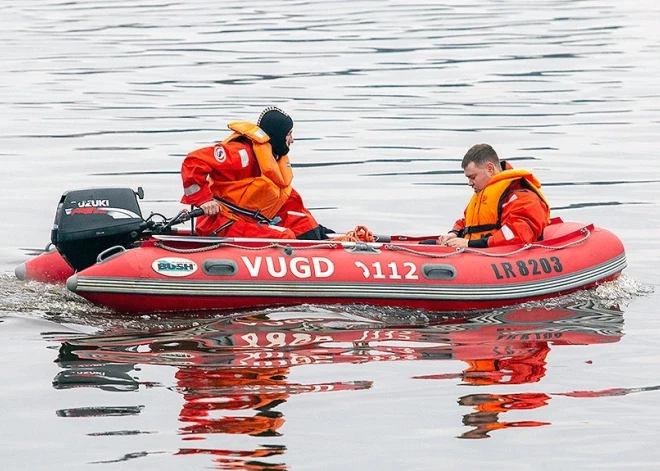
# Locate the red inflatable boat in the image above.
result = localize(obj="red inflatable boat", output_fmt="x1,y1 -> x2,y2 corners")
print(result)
16,187 -> 626,314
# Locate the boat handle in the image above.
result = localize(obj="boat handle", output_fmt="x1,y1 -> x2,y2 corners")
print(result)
97,245 -> 127,263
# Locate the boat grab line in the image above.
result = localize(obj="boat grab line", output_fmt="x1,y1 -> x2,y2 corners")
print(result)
386,228 -> 590,258
155,240 -> 340,253
153,228 -> 590,258
154,241 -> 224,253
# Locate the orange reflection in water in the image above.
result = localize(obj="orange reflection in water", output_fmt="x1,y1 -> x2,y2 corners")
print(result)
176,444 -> 287,470
408,304 -> 625,438
54,301 -> 625,463
174,366 -> 370,439
456,393 -> 551,439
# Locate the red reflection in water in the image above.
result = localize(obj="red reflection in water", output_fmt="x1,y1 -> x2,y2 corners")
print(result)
174,366 -> 370,439
176,445 -> 287,470
457,393 -> 551,439
53,301 -> 625,460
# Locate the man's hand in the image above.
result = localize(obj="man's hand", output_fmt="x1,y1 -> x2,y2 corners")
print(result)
438,233 -> 458,246
200,200 -> 220,216
445,237 -> 468,248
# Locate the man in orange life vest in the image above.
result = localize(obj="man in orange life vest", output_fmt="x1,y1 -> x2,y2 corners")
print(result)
180,107 -> 331,239
430,144 -> 550,248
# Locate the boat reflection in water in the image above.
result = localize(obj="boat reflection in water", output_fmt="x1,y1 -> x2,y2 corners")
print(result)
54,301 -> 625,465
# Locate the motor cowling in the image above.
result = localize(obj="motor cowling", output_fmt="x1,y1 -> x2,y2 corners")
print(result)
51,188 -> 146,271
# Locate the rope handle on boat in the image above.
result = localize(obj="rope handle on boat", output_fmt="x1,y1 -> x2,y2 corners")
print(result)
222,242 -> 339,250
154,227 -> 591,257
386,226 -> 592,258
154,240 -> 339,253
154,241 -> 224,253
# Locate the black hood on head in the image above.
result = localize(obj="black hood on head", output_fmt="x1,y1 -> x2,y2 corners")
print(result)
257,107 -> 294,158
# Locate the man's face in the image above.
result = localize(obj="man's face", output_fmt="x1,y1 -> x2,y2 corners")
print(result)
286,129 -> 294,147
463,161 -> 496,193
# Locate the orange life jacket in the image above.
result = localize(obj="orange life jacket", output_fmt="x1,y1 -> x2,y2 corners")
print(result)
463,169 -> 550,240
209,121 -> 294,219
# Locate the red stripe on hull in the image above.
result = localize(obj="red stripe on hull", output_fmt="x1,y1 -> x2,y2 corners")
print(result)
77,272 -> 622,315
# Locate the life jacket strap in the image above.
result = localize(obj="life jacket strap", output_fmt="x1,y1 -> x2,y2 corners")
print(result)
213,196 -> 282,226
463,223 -> 500,235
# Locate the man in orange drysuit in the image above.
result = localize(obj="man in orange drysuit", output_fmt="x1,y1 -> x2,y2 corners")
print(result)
181,107 -> 331,239
424,144 -> 551,248
457,392 -> 551,439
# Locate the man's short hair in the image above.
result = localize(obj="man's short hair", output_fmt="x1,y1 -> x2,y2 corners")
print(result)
462,144 -> 500,169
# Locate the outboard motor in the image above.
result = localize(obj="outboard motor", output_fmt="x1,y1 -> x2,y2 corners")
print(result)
51,188 -> 146,271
